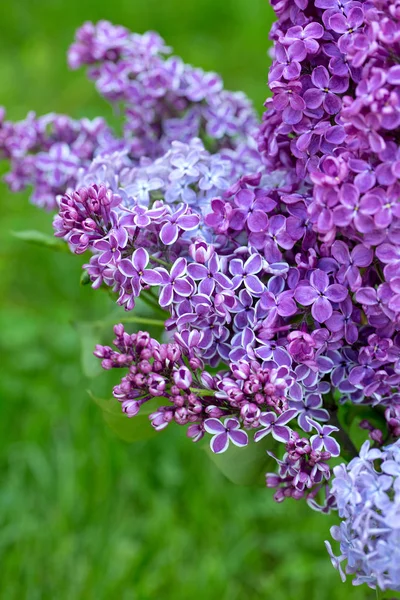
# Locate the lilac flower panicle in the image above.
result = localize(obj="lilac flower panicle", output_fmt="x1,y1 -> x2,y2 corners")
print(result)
3,4 -> 400,592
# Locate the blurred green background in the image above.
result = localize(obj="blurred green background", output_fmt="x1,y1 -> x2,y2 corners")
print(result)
0,1 -> 390,599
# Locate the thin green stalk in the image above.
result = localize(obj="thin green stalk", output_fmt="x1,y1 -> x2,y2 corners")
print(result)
189,387 -> 215,397
150,255 -> 170,268
94,316 -> 166,328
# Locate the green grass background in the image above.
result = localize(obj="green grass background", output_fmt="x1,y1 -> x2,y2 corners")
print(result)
0,1 -> 396,599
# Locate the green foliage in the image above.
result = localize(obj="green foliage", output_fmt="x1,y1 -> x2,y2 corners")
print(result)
73,302 -> 168,379
204,437 -> 278,486
74,321 -> 105,378
89,392 -> 165,443
12,229 -> 69,252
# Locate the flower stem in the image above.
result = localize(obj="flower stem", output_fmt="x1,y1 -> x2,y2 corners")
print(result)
329,408 -> 358,462
150,255 -> 170,268
115,316 -> 166,327
94,315 -> 166,328
190,387 -> 215,397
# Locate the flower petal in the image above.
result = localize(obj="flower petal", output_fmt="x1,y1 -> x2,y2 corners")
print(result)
119,258 -> 137,277
325,284 -> 348,303
272,425 -> 291,443
324,435 -> 340,457
132,247 -> 149,271
160,222 -> 179,245
294,283 -> 318,305
210,432 -> 229,454
245,274 -> 265,295
229,429 -> 248,447
204,418 -> 226,434
312,296 -> 333,322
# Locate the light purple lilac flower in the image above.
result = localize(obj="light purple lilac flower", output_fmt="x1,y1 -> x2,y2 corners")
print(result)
294,270 -> 348,323
328,440 -> 400,591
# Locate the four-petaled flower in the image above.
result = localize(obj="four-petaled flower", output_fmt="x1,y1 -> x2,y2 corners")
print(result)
331,240 -> 373,291
308,419 -> 340,456
329,7 -> 365,52
269,41 -> 306,82
149,257 -> 194,307
170,149 -> 201,180
303,66 -> 349,115
229,254 -> 265,295
283,22 -> 324,55
125,175 -> 164,204
254,409 -> 298,443
260,275 -> 297,317
118,247 -> 159,296
204,417 -> 248,454
159,204 -> 200,245
230,188 -> 276,233
290,394 -> 330,432
271,81 -> 306,125
187,253 -> 232,295
294,269 -> 348,323
93,233 -> 122,266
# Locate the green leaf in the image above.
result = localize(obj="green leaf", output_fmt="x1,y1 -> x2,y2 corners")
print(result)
80,270 -> 91,286
73,321 -> 103,379
338,403 -> 387,446
12,230 -> 69,252
203,436 -> 278,487
89,391 -> 166,442
73,310 -> 167,379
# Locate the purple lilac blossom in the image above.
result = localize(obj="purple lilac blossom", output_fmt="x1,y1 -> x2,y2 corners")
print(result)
0,112 -> 118,209
0,24 -> 260,209
68,22 -> 259,159
2,8 -> 400,590
63,5 -> 400,518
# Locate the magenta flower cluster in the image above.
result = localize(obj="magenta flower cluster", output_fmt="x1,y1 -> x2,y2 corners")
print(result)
2,2 -> 400,591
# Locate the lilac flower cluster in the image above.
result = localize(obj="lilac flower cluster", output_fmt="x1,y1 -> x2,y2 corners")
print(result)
4,12 -> 400,499
0,110 -> 118,208
3,7 -> 400,591
260,0 -> 400,347
0,23 -> 259,210
53,137 -> 262,308
327,440 -> 400,591
68,21 -> 259,159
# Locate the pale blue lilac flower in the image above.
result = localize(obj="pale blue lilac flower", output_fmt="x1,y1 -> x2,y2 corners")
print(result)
328,440 -> 400,591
